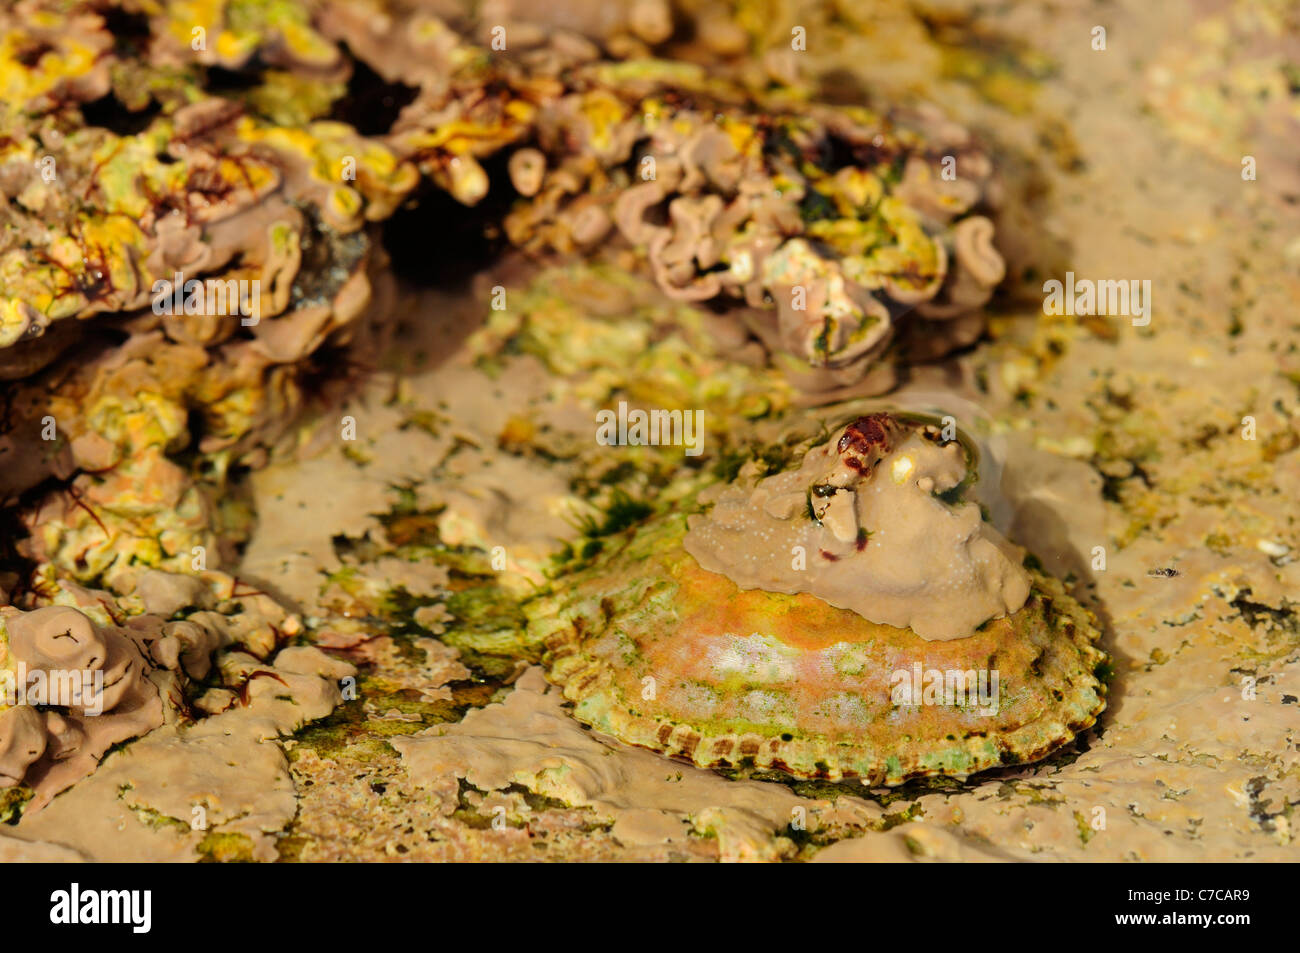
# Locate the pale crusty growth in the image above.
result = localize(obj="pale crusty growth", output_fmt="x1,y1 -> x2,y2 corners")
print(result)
0,705 -> 45,787
685,413 -> 1030,640
0,604 -> 161,801
0,572 -> 350,813
7,607 -> 140,712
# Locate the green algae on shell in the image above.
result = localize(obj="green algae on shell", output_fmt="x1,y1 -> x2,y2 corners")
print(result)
530,419 -> 1107,784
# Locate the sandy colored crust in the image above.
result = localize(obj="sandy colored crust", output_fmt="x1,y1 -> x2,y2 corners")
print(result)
683,417 -> 1032,641
535,508 -> 1107,783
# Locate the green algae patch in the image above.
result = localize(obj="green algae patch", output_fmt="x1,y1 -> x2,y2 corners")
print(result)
0,786 -> 33,825
289,673 -> 502,764
1074,810 -> 1098,846
437,584 -> 540,673
197,830 -> 257,863
290,695 -> 398,763
127,806 -> 191,835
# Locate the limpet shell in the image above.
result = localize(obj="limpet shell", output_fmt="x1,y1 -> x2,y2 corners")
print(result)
532,503 -> 1107,784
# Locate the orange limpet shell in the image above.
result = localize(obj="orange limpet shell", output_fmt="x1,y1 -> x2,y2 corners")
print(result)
533,507 -> 1107,784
